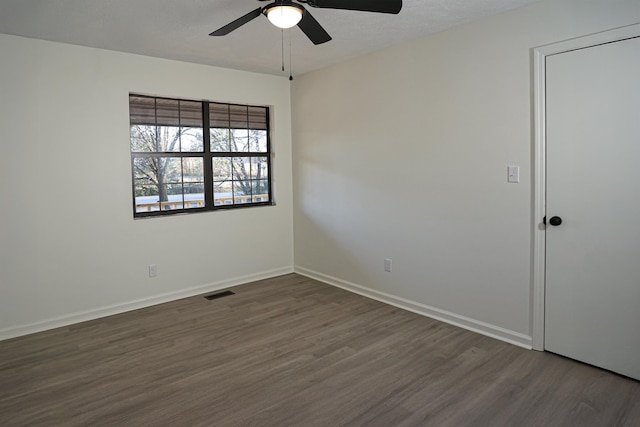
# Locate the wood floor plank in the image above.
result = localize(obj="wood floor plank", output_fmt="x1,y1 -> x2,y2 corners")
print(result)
0,273 -> 638,426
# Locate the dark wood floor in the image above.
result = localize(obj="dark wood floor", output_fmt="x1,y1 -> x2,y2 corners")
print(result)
1,274 -> 639,426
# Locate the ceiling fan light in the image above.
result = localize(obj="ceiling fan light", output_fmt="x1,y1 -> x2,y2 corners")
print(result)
266,5 -> 303,29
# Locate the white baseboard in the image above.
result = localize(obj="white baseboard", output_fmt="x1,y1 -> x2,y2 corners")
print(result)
294,266 -> 532,349
0,266 -> 294,341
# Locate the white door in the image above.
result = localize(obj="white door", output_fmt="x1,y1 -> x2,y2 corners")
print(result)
545,35 -> 640,380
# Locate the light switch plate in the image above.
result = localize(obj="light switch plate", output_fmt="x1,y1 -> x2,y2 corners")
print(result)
507,166 -> 520,183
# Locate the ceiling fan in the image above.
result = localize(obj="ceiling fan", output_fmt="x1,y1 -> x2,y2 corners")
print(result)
209,0 -> 403,45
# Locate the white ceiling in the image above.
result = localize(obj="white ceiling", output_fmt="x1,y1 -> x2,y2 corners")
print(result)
0,0 -> 541,77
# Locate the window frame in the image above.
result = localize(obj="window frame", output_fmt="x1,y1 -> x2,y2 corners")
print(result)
129,94 -> 273,218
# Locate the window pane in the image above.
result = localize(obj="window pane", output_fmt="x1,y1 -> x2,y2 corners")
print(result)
180,100 -> 202,128
211,128 -> 230,152
250,157 -> 268,179
214,181 -> 233,206
179,100 -> 203,152
230,129 -> 249,152
166,183 -> 183,196
229,104 -> 248,129
247,106 -> 267,130
184,182 -> 204,196
183,155 -> 203,209
130,95 -> 156,125
134,157 -> 179,190
209,103 -> 230,128
232,157 -> 250,180
156,98 -> 180,126
249,130 -> 267,152
130,125 -> 157,152
233,181 -> 252,204
181,127 -> 203,152
184,184 -> 205,209
135,185 -> 159,197
252,180 -> 269,202
135,185 -> 160,212
212,157 -> 231,181
158,126 -> 181,152
182,158 -> 204,209
134,157 -> 205,210
159,184 -> 184,210
133,157 -> 157,184
157,158 -> 182,183
183,158 -> 203,182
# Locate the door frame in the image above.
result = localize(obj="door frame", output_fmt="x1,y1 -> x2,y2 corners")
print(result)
532,23 -> 640,351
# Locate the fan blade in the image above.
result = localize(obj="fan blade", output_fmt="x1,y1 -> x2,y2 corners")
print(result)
307,0 -> 402,14
297,7 -> 332,45
209,8 -> 262,36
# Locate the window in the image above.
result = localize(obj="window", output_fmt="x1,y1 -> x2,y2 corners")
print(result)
129,94 -> 272,217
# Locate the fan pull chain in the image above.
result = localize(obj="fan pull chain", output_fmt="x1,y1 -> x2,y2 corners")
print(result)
281,29 -> 285,72
289,29 -> 293,81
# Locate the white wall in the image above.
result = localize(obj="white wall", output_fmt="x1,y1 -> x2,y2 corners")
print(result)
291,0 -> 640,347
0,35 -> 294,339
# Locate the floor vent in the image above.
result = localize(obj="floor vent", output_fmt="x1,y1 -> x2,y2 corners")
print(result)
204,290 -> 235,301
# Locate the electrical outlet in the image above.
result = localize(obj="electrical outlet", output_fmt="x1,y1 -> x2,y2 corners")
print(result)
149,264 -> 158,278
384,258 -> 392,272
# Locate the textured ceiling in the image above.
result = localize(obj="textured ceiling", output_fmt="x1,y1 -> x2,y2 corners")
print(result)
0,0 -> 541,77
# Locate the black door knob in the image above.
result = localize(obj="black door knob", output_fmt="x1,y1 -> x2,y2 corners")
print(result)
549,216 -> 562,226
